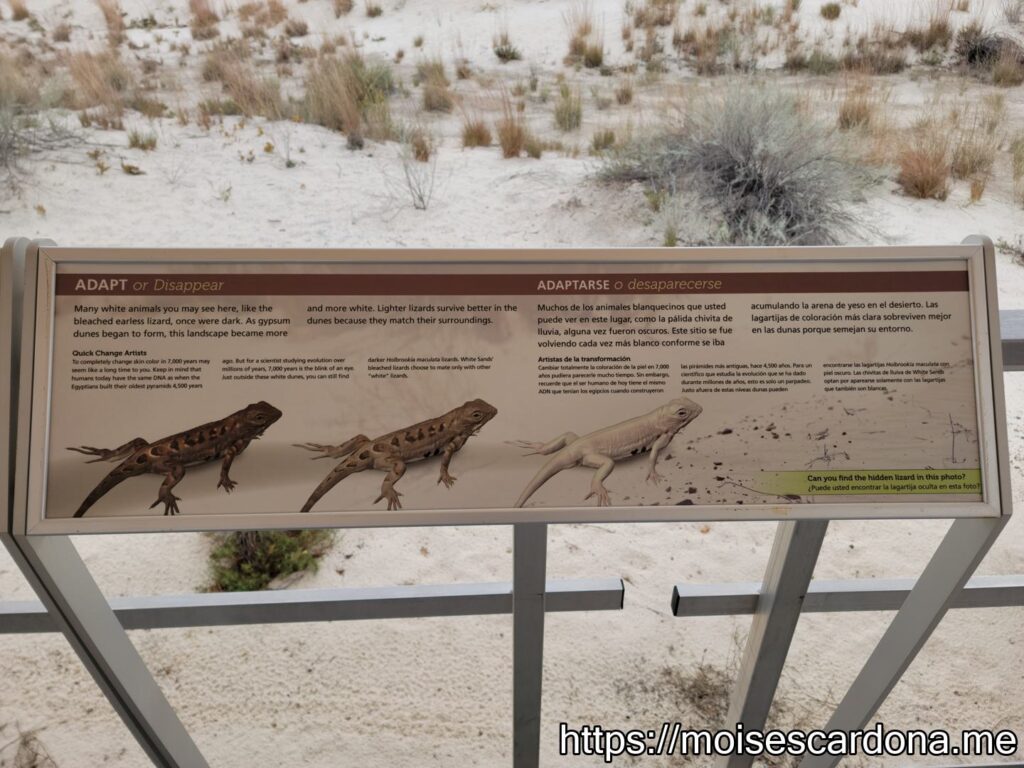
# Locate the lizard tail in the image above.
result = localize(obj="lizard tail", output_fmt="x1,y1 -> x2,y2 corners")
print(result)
300,461 -> 362,513
514,457 -> 568,508
73,462 -> 144,518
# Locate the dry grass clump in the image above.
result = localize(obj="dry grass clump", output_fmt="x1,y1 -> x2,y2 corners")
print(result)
461,114 -> 492,147
837,81 -> 885,131
992,47 -> 1024,86
10,0 -> 29,20
0,53 -> 37,110
52,21 -> 71,41
238,0 -> 287,36
896,119 -> 951,200
554,83 -> 582,131
631,0 -> 678,28
284,16 -> 308,37
189,0 -> 220,40
948,98 -> 1003,200
415,57 -> 452,112
591,127 -> 615,153
95,0 -> 125,46
904,6 -> 952,53
333,0 -> 353,16
1011,132 -> 1024,205
615,79 -> 634,104
305,52 -> 394,147
68,50 -> 133,124
221,61 -> 282,118
564,1 -> 603,67
603,87 -> 868,245
365,1 -> 382,17
127,128 -> 157,150
495,90 -> 526,157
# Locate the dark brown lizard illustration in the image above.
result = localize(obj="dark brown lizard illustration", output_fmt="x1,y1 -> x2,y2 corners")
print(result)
69,401 -> 283,517
294,398 -> 498,512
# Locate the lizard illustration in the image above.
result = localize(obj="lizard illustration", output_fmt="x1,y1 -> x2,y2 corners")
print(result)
294,398 -> 498,513
68,401 -> 283,517
509,397 -> 703,508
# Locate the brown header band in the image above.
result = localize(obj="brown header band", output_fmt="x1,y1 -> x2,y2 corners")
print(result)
56,271 -> 969,296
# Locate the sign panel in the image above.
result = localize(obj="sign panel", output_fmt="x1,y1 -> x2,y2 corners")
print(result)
17,246 -> 1006,534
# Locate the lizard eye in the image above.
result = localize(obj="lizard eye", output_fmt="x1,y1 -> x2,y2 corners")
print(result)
472,411 -> 483,419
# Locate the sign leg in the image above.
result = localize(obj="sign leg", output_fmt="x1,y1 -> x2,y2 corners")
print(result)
513,523 -> 547,768
2,535 -> 211,768
798,516 -> 1006,768
716,520 -> 828,768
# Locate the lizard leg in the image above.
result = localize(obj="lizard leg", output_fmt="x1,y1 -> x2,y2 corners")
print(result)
581,454 -> 615,507
217,440 -> 249,493
149,464 -> 185,516
294,435 -> 371,460
646,433 -> 673,485
506,432 -> 579,456
373,457 -> 407,511
438,435 -> 469,488
68,438 -> 148,464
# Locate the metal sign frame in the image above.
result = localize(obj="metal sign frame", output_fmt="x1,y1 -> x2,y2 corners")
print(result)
1,237 -> 1012,768
14,243 -> 1011,535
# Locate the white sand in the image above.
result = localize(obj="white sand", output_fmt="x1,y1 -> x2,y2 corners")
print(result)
1,0 -> 1023,765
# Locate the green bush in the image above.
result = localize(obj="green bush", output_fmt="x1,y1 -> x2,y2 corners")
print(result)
208,530 -> 334,592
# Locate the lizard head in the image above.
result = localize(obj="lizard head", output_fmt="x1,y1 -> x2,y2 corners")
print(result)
458,398 -> 498,434
244,401 -> 283,436
662,397 -> 702,428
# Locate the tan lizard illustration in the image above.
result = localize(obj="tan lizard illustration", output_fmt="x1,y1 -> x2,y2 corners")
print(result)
509,397 -> 703,508
69,401 -> 283,517
295,398 -> 498,513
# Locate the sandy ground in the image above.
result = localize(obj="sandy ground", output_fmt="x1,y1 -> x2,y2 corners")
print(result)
1,0 -> 1024,765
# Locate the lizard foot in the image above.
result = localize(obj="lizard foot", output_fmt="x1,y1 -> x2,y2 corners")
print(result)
504,440 -> 545,456
585,485 -> 612,507
646,469 -> 665,485
150,492 -> 182,516
374,488 -> 403,511
437,469 -> 457,488
218,476 -> 237,493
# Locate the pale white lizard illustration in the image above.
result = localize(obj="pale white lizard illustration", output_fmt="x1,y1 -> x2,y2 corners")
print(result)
509,397 -> 703,508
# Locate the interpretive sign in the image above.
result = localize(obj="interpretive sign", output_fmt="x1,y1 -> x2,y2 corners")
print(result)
14,246 -> 1006,534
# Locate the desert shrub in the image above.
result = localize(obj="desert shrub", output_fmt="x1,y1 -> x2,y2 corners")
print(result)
896,120 -> 950,200
365,1 -> 382,17
333,0 -> 353,15
554,84 -> 582,131
461,115 -> 492,147
0,108 -> 77,191
495,91 -> 525,157
493,30 -> 522,62
524,133 -> 543,158
820,3 -> 841,20
602,87 -> 868,245
52,21 -> 71,41
305,52 -> 394,146
208,530 -> 333,592
956,22 -> 1024,85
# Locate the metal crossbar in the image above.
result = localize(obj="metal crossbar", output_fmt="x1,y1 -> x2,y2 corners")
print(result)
0,578 -> 624,633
